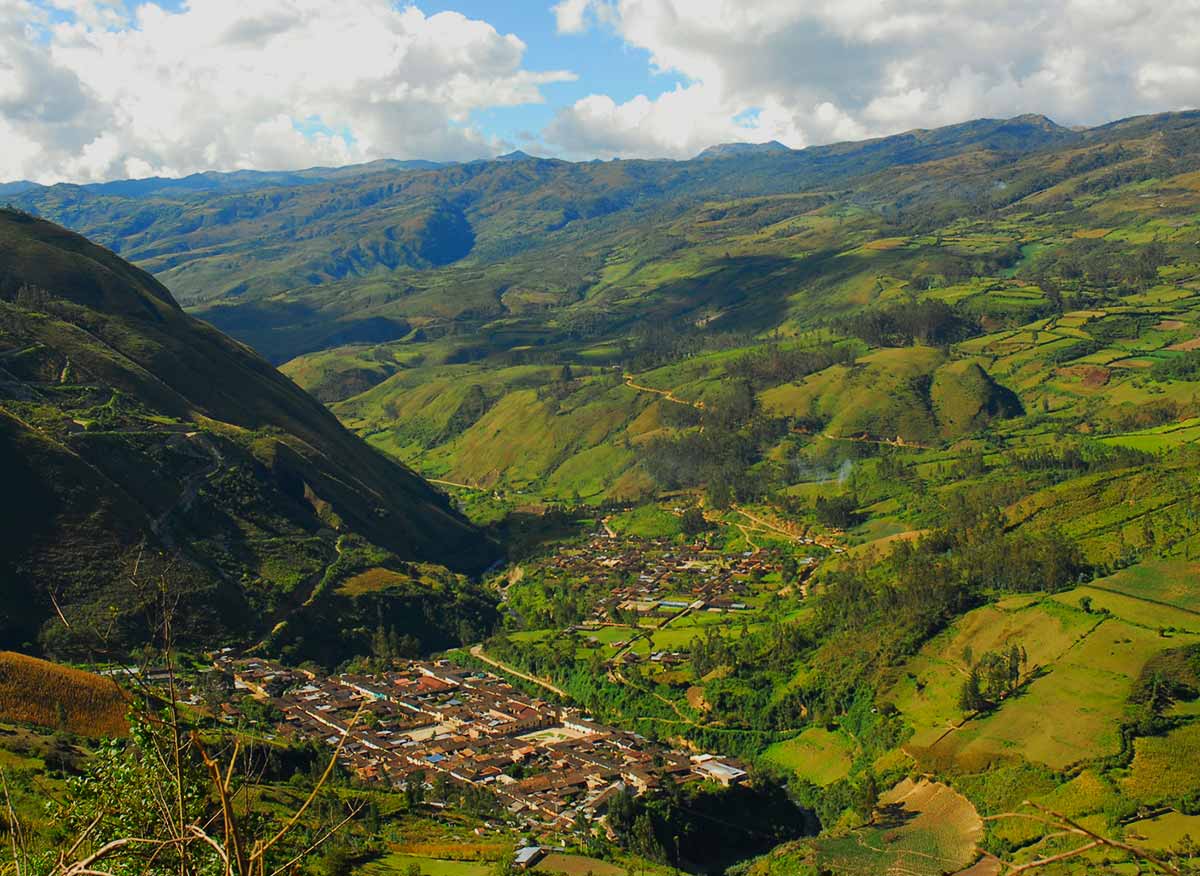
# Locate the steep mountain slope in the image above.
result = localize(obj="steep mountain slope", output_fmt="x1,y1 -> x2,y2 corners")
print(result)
0,210 -> 497,660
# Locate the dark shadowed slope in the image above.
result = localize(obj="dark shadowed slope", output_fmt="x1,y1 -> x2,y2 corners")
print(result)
0,210 -> 497,658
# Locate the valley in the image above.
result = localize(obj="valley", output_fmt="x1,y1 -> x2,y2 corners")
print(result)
4,109 -> 1200,875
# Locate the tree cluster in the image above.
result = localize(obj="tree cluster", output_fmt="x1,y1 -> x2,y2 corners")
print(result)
958,643 -> 1027,713
838,300 -> 978,347
725,343 -> 857,390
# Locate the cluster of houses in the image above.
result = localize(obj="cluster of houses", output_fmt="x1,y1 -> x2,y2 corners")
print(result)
540,533 -> 807,627
213,655 -> 748,830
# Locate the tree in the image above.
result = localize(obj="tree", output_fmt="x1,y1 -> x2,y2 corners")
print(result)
857,772 -> 880,819
814,494 -> 861,529
706,476 -> 734,511
959,666 -> 987,713
1145,672 -> 1178,716
631,813 -> 665,861
680,507 -> 711,537
405,769 -> 426,810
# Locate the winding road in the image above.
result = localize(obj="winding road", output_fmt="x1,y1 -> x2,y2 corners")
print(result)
469,644 -> 569,699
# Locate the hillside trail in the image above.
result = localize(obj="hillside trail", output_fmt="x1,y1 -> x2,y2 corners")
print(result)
469,644 -> 569,699
607,664 -> 699,725
429,477 -> 479,490
821,431 -> 933,450
735,522 -> 761,551
249,534 -> 347,652
733,504 -> 844,552
622,373 -> 705,410
150,431 -> 224,548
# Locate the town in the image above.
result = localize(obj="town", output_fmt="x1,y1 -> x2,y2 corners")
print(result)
212,653 -> 749,832
500,524 -> 819,676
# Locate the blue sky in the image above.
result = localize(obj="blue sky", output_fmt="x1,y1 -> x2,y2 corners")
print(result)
6,1 -> 1199,183
420,0 -> 685,150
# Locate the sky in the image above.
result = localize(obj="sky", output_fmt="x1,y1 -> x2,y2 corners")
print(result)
3,0 -> 1199,184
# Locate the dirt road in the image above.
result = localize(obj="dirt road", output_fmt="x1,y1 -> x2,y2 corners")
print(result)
469,645 -> 569,699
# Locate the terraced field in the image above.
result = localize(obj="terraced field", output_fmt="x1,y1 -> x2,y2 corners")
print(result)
813,779 -> 984,876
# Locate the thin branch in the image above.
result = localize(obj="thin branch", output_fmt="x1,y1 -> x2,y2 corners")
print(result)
186,826 -> 231,872
67,837 -> 172,874
267,805 -> 363,876
194,735 -> 244,876
991,801 -> 1184,876
59,814 -> 105,869
1004,839 -> 1103,874
1,770 -> 24,876
252,706 -> 362,862
48,589 -> 72,630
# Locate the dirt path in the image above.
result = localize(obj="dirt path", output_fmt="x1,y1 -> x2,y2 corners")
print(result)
733,504 -> 844,551
821,431 -> 932,450
622,373 -> 705,410
429,478 -> 479,490
249,535 -> 347,651
608,665 -> 698,725
735,522 -> 761,551
469,645 -> 569,699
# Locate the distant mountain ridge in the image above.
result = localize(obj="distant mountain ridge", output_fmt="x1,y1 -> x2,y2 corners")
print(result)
8,110 -> 1199,365
696,140 -> 792,159
4,158 -> 446,199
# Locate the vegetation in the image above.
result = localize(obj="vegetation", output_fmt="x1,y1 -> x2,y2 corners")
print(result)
8,110 -> 1200,874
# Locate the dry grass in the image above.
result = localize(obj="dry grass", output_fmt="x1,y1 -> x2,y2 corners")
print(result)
336,567 -> 412,596
0,651 -> 127,737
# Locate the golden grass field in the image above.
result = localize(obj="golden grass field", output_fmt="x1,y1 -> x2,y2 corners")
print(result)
0,651 -> 128,737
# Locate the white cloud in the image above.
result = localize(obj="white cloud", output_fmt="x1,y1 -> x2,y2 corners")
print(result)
545,0 -> 1200,159
551,0 -> 591,34
1,0 -> 574,183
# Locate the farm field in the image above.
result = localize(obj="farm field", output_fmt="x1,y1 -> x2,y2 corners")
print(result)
358,854 -> 492,876
535,853 -> 626,876
1126,811 -> 1200,851
762,728 -> 854,786
0,651 -> 128,737
1123,723 -> 1200,804
810,780 -> 983,876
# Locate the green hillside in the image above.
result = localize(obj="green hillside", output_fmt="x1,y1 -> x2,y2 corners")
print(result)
10,110 -> 1200,874
0,209 -> 497,662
